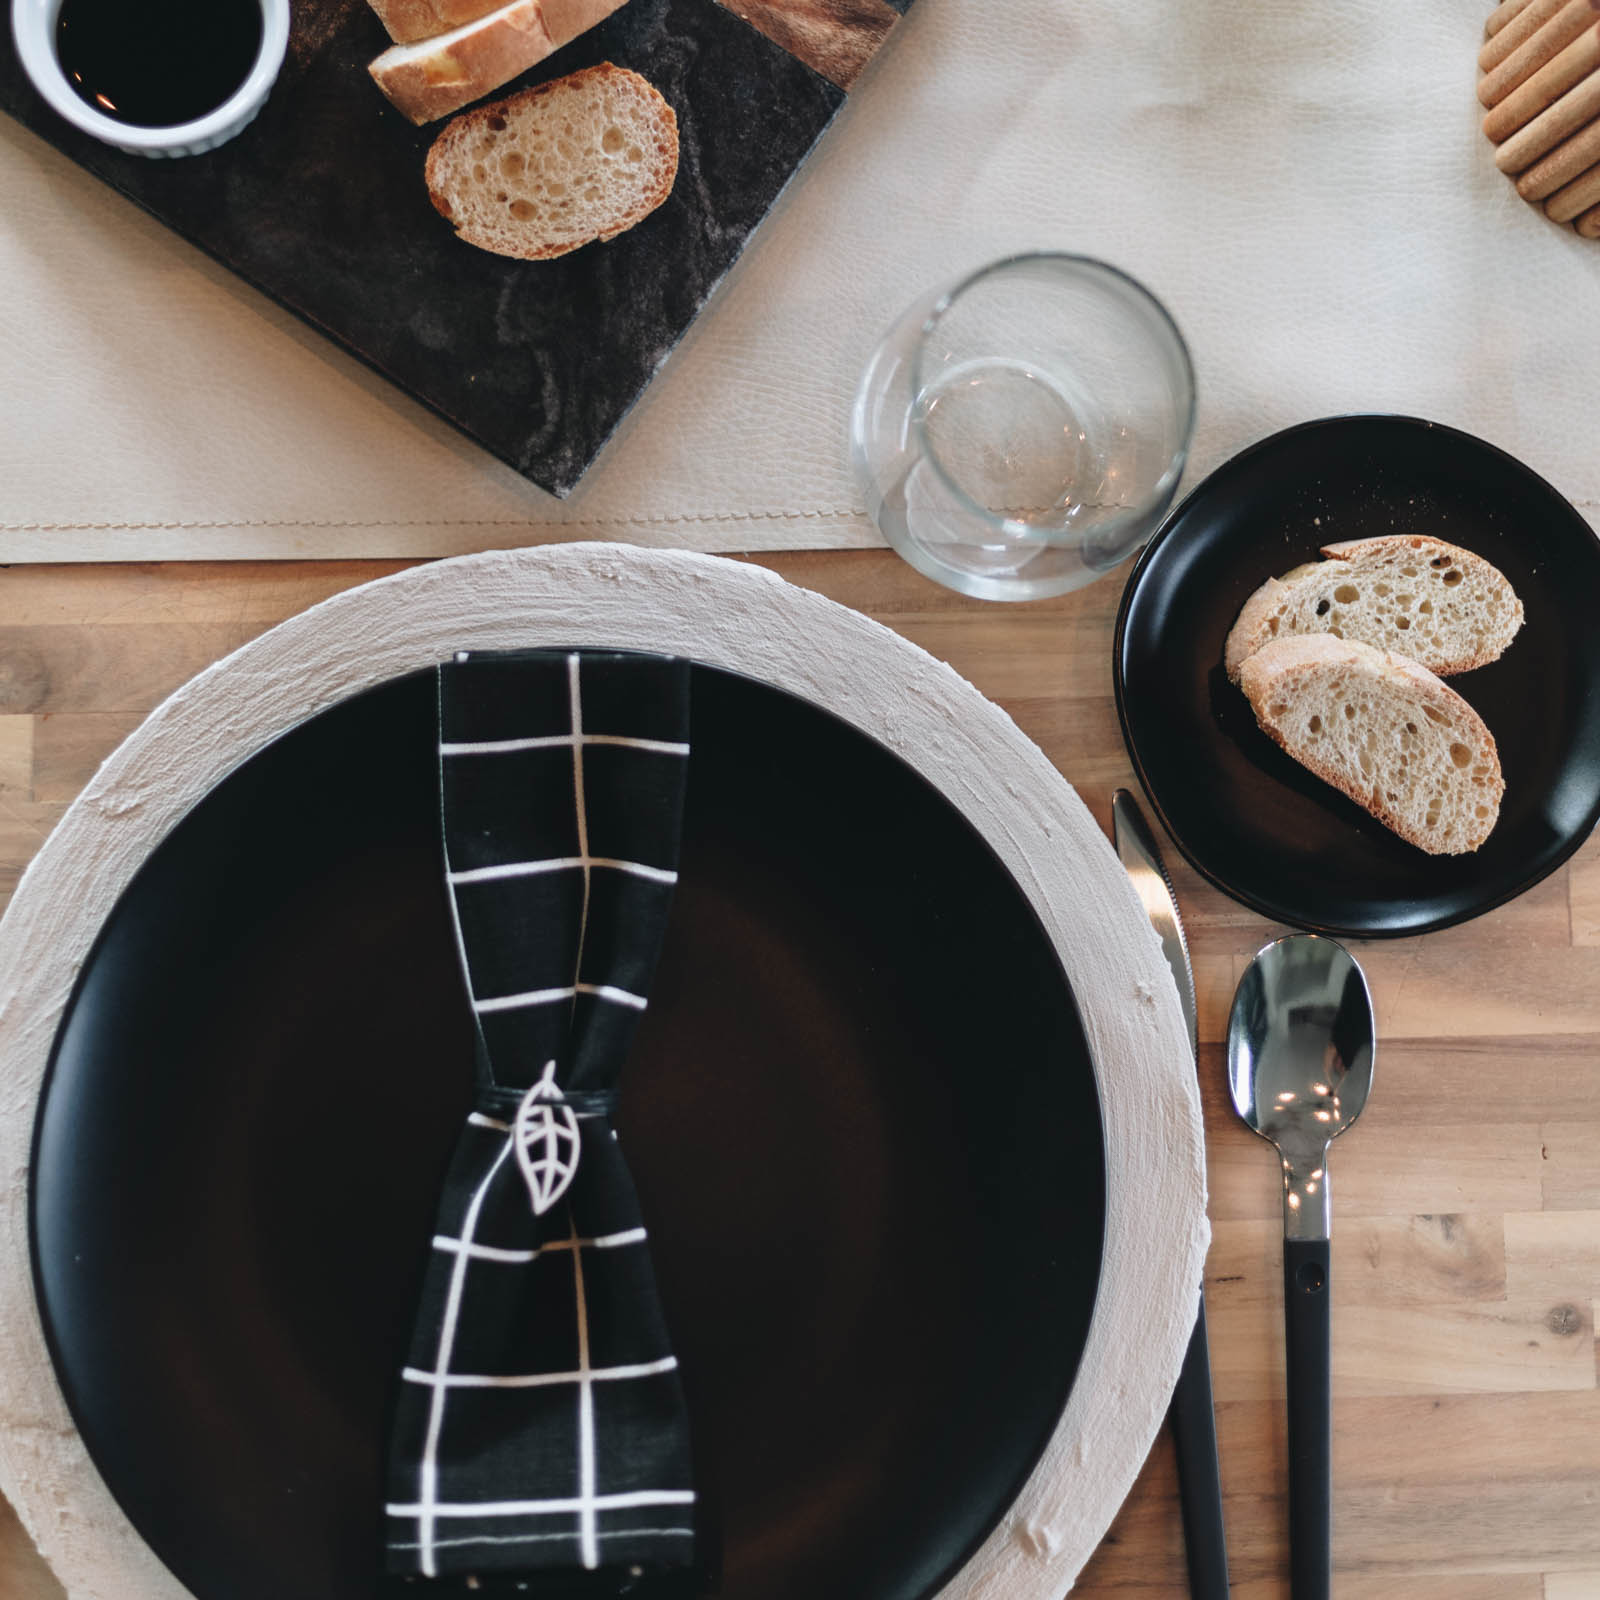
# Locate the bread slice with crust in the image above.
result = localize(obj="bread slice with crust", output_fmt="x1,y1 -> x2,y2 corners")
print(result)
425,64 -> 677,259
1224,536 -> 1523,682
1238,635 -> 1504,854
368,0 -> 506,46
370,0 -> 629,125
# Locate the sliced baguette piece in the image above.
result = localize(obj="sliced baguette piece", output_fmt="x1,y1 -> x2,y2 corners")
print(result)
425,63 -> 677,259
367,0 -> 506,46
1239,635 -> 1504,854
370,0 -> 629,125
1224,536 -> 1524,682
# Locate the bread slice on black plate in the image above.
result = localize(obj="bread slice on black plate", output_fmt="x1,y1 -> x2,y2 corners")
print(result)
1224,536 -> 1523,682
1238,634 -> 1504,854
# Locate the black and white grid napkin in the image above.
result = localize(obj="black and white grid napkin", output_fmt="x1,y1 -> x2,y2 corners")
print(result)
385,649 -> 696,1585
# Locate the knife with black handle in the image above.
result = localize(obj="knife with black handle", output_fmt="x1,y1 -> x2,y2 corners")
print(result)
1112,789 -> 1229,1600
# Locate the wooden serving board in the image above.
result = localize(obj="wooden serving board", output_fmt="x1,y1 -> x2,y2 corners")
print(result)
0,0 -> 912,497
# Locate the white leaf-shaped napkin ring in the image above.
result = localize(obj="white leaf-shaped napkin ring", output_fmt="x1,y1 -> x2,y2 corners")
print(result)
513,1061 -> 582,1216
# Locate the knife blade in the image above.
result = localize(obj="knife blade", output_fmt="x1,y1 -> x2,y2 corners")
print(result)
1112,788 -> 1229,1600
1114,791 -> 1197,1056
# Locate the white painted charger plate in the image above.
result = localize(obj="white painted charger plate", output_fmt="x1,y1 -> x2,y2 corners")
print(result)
0,545 -> 1206,1600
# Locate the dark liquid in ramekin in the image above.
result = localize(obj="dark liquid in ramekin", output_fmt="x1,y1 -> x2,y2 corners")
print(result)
55,0 -> 263,128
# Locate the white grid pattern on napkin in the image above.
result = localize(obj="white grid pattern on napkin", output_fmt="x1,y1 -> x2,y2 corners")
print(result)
385,652 -> 694,1578
386,1132 -> 694,1576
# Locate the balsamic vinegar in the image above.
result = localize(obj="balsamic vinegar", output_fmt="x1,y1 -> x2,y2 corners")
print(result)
55,0 -> 264,128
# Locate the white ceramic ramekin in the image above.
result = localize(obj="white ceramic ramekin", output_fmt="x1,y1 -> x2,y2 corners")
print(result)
9,0 -> 289,158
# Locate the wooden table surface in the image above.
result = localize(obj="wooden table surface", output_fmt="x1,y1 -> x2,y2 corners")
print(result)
0,552 -> 1597,1600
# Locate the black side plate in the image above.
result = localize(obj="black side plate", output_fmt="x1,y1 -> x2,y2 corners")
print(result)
1116,414 -> 1600,938
32,663 -> 1105,1600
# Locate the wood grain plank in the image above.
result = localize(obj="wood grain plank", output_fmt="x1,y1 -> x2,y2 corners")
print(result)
0,561 -> 410,627
1208,1296 -> 1594,1400
30,712 -> 146,803
1339,1036 -> 1600,1125
747,549 -> 1111,621
0,798 -> 70,905
1215,1392 -> 1600,1491
1340,938 -> 1600,1038
1200,940 -> 1600,1048
1199,928 -> 1600,1045
1567,827 -> 1600,945
1545,1574 -> 1600,1598
1183,889 -> 1597,1041
1194,952 -> 1260,1046
1205,1110 -> 1545,1223
1078,1395 -> 1600,1589
1207,1213 -> 1506,1307
1081,1580 -> 1546,1600
1334,1479 -> 1600,1577
1165,855 -> 1286,936
1181,860 -> 1570,988
0,1493 -> 61,1600
1505,1211 -> 1600,1302
1540,1122 -> 1600,1210
0,624 -> 271,714
1231,1578 -> 1545,1600
713,0 -> 899,89
891,612 -> 1118,703
0,718 -> 31,796
1074,1444 -> 1596,1591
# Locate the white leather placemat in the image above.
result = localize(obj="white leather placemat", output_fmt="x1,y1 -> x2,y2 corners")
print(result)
0,0 -> 1595,561
0,546 -> 1206,1599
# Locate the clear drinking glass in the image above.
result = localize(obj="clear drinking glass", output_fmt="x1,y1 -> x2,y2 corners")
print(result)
851,253 -> 1196,602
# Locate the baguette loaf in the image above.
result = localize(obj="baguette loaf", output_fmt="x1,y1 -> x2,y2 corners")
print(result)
1224,536 -> 1523,682
367,0 -> 506,46
370,0 -> 629,125
426,64 -> 677,258
1239,635 -> 1504,855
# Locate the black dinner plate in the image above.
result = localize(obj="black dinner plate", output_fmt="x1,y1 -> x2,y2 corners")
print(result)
1115,415 -> 1600,938
31,662 -> 1105,1600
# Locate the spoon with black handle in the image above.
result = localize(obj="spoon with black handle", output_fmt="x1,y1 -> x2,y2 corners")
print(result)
1226,934 -> 1375,1600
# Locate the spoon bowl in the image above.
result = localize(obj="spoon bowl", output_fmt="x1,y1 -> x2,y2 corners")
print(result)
1227,933 -> 1375,1239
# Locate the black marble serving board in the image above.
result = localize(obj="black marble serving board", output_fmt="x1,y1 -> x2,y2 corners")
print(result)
0,0 -> 911,497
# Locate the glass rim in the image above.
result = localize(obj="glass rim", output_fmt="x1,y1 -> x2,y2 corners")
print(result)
908,251 -> 1199,540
